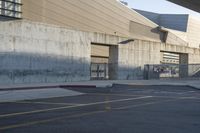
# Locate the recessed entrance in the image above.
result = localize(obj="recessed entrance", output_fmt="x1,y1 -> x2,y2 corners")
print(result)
90,43 -> 118,80
144,51 -> 190,80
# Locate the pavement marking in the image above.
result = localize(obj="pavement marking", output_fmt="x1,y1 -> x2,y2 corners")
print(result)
1,95 -> 198,130
128,90 -> 196,95
0,96 -> 153,119
0,96 -> 186,131
0,110 -> 106,131
114,96 -> 200,110
153,91 -> 197,95
151,95 -> 200,100
91,93 -> 200,100
90,93 -> 146,97
14,101 -> 83,106
175,91 -> 196,95
114,99 -> 179,110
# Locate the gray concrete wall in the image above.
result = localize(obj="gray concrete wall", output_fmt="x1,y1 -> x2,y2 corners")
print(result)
166,31 -> 188,46
160,43 -> 200,64
0,20 -> 92,84
117,41 -> 200,80
187,16 -> 200,48
0,20 -> 127,84
117,40 -> 161,80
0,20 -> 200,84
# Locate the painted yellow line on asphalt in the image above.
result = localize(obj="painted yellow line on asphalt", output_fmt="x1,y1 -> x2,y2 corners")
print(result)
0,97 -> 191,131
15,101 -> 83,106
93,93 -> 200,100
90,93 -> 146,97
114,99 -> 179,110
153,96 -> 200,100
0,110 -> 106,131
0,96 -> 153,118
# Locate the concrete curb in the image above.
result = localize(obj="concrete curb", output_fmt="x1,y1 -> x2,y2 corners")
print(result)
113,83 -> 200,90
0,84 -> 98,91
0,81 -> 199,91
186,85 -> 200,90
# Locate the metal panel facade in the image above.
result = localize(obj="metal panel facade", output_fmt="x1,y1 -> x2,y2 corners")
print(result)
21,0 -> 158,38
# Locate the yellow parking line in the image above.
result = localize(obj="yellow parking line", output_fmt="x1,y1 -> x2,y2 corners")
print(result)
15,101 -> 83,106
0,110 -> 106,130
91,93 -> 145,97
0,97 -> 177,131
114,99 -> 179,110
0,96 -> 187,131
0,96 -> 153,118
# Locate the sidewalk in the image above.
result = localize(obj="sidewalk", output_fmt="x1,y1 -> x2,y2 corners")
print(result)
0,80 -> 199,91
112,80 -> 200,90
0,80 -> 199,103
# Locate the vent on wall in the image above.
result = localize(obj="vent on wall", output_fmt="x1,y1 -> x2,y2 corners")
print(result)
161,52 -> 180,64
0,0 -> 22,19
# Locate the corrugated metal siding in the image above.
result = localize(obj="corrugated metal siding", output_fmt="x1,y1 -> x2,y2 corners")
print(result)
21,0 -> 158,38
91,44 -> 109,57
187,16 -> 200,48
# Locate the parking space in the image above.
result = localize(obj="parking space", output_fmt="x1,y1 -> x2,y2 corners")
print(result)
0,85 -> 200,133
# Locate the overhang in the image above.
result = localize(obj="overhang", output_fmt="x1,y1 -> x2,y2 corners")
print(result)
167,0 -> 200,13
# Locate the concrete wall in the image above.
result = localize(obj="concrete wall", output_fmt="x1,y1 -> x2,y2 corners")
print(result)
166,31 -> 188,46
166,28 -> 188,43
117,40 -> 161,80
0,20 -> 200,84
0,20 -> 126,84
117,41 -> 200,80
0,20 -> 92,84
160,43 -> 200,64
129,21 -> 165,42
187,16 -> 200,48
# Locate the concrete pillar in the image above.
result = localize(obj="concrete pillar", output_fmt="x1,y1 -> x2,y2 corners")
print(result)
109,45 -> 118,80
179,53 -> 189,78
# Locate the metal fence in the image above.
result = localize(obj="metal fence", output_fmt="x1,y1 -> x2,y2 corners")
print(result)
90,63 -> 109,80
144,64 -> 200,80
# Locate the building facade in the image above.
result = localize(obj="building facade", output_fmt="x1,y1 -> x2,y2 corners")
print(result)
0,0 -> 200,84
136,9 -> 200,48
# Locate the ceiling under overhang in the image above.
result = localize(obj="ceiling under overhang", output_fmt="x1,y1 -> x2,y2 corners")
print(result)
167,0 -> 200,13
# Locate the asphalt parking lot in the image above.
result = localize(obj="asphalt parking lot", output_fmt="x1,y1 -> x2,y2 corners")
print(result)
0,85 -> 200,133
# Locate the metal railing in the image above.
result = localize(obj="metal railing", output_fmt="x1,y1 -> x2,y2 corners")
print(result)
90,63 -> 109,80
144,64 -> 200,80
0,0 -> 22,18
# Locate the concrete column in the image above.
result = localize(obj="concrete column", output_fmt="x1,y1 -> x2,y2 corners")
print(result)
179,53 -> 189,78
109,45 -> 118,80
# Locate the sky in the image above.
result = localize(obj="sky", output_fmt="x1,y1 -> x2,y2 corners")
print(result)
125,0 -> 200,18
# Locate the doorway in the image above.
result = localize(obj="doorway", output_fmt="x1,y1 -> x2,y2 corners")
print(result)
90,43 -> 118,80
